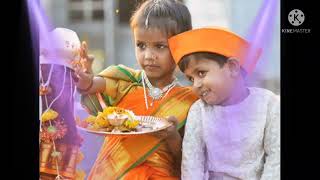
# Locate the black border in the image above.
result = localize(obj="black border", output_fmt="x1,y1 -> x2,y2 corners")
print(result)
281,0 -> 316,179
11,0 -> 39,179
10,0 -> 316,179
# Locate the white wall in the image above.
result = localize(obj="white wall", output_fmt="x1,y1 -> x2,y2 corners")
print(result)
185,0 -> 231,29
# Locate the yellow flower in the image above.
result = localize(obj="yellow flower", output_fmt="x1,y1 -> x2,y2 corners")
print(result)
124,111 -> 135,121
100,107 -> 137,129
124,120 -> 140,129
95,112 -> 110,128
84,115 -> 96,123
96,112 -> 106,119
41,109 -> 59,122
102,107 -> 117,116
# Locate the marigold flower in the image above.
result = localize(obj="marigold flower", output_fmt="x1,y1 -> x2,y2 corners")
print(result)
40,119 -> 67,142
96,112 -> 110,128
102,107 -> 117,116
124,120 -> 139,129
84,115 -> 96,123
41,109 -> 59,122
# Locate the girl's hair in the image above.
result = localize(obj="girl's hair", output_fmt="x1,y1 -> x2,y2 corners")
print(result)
179,52 -> 247,77
130,0 -> 192,37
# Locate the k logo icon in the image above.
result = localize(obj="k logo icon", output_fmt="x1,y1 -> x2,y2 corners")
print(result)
288,9 -> 305,26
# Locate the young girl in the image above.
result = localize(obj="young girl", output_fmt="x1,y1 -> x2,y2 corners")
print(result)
168,27 -> 280,180
73,0 -> 198,179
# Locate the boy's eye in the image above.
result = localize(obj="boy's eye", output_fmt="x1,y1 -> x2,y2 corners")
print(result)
137,42 -> 146,49
188,77 -> 194,82
198,71 -> 206,77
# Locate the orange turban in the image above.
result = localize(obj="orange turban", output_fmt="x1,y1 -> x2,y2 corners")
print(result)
168,27 -> 262,71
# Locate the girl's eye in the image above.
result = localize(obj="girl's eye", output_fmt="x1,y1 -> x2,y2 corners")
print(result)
198,71 -> 206,77
156,44 -> 167,49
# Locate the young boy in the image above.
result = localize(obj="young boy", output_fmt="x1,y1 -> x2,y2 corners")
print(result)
168,27 -> 280,180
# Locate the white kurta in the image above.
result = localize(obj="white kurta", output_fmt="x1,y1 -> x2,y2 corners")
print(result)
181,87 -> 280,180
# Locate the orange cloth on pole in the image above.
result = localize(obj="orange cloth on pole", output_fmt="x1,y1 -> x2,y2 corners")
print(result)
168,27 -> 262,71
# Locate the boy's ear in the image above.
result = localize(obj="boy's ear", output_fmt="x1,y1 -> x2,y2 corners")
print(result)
226,57 -> 241,78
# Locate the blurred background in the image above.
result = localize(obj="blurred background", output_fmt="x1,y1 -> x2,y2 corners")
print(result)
41,0 -> 280,176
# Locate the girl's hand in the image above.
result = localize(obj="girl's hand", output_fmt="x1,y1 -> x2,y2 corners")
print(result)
151,116 -> 180,140
72,65 -> 94,91
72,41 -> 94,73
71,41 -> 95,91
153,116 -> 182,177
79,41 -> 94,74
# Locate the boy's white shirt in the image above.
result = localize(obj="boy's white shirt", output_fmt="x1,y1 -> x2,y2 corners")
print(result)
181,87 -> 280,180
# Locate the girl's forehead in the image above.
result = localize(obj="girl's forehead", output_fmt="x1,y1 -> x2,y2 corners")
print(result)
133,27 -> 169,42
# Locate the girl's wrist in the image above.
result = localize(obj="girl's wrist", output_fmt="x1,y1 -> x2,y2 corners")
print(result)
77,76 -> 94,93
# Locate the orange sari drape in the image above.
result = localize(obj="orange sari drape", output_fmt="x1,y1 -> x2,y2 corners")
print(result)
81,65 -> 198,180
87,87 -> 197,180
